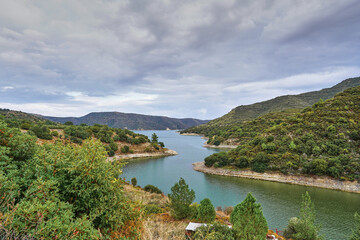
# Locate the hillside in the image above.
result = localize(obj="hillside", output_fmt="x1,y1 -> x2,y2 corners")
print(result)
43,112 -> 209,130
203,86 -> 360,180
183,77 -> 360,134
0,108 -> 45,122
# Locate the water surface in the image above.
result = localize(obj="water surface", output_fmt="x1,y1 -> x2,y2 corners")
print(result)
122,130 -> 360,239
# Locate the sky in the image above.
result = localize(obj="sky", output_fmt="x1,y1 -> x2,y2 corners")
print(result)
0,0 -> 360,119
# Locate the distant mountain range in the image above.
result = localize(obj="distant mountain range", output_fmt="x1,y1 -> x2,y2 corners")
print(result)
183,76 -> 360,134
43,112 -> 209,130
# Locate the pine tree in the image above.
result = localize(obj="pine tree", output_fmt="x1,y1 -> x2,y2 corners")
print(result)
198,198 -> 216,222
151,133 -> 158,143
168,178 -> 195,219
230,193 -> 268,240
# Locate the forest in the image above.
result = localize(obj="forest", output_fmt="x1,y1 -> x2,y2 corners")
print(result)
203,86 -> 360,180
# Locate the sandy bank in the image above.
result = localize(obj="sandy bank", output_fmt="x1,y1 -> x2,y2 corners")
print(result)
179,133 -> 204,136
203,144 -> 237,149
108,149 -> 178,161
193,162 -> 360,193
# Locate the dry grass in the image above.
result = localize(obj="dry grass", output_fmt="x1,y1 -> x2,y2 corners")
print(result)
141,214 -> 187,240
124,185 -> 169,208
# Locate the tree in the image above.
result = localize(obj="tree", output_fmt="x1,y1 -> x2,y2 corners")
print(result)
230,193 -> 268,240
64,121 -> 74,125
168,178 -> 195,219
131,177 -> 137,187
349,212 -> 360,240
197,198 -> 216,222
151,133 -> 158,143
284,192 -> 323,240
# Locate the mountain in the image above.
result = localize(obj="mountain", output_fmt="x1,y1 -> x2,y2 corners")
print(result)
182,77 -> 360,134
203,86 -> 360,180
43,112 -> 209,130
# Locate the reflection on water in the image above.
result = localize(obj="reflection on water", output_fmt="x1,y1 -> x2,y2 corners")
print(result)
122,130 -> 360,240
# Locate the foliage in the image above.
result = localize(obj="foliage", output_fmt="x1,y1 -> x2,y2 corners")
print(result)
349,212 -> 360,240
0,120 -> 141,239
143,204 -> 163,215
201,86 -> 360,180
131,177 -> 137,187
197,198 -> 216,223
230,193 -> 268,240
144,184 -> 162,194
151,133 -> 158,143
284,192 -> 323,240
168,178 -> 195,220
29,125 -> 52,140
192,222 -> 235,240
205,152 -> 230,167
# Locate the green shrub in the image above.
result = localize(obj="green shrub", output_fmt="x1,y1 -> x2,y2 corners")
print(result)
197,198 -> 216,223
193,223 -> 235,240
143,204 -> 163,215
131,177 -> 137,187
144,184 -> 162,194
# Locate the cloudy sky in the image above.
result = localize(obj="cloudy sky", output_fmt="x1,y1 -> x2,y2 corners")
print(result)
0,0 -> 359,119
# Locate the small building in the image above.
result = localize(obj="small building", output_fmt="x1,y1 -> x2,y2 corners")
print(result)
185,222 -> 207,237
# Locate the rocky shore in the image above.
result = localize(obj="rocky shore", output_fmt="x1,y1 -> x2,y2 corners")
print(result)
203,144 -> 237,149
108,149 -> 178,161
193,162 -> 360,193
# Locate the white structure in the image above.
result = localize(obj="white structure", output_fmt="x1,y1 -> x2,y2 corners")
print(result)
185,222 -> 207,232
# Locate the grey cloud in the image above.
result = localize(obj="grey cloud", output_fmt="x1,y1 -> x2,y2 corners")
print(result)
0,0 -> 359,118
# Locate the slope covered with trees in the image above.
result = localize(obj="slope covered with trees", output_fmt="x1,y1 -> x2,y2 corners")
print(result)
0,109 -> 167,157
43,111 -> 209,130
182,77 -> 360,136
204,86 -> 360,180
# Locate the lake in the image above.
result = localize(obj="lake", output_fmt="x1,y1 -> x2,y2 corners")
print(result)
122,130 -> 360,239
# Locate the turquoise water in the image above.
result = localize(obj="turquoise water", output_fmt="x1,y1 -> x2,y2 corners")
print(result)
122,130 -> 360,239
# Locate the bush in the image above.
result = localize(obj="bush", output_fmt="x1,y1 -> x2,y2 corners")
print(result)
143,204 -> 163,215
193,223 -> 235,240
121,145 -> 130,153
144,184 -> 162,194
251,152 -> 270,173
204,152 -> 229,167
131,177 -> 137,187
197,198 -> 216,223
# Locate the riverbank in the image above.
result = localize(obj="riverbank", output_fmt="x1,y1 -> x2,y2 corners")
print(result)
108,149 -> 178,161
193,162 -> 360,193
203,143 -> 237,149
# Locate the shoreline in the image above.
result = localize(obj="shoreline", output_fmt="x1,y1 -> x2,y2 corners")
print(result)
108,149 -> 178,161
203,144 -> 237,149
179,132 -> 204,136
193,162 -> 360,193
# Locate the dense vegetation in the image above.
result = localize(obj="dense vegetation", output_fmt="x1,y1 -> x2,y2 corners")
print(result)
0,111 -> 166,157
44,111 -> 209,130
203,86 -> 360,180
0,120 -> 141,239
182,77 -> 360,137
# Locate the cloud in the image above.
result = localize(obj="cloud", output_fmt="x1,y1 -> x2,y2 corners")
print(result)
0,0 -> 359,119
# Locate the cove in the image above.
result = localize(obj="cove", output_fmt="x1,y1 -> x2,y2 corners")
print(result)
122,130 -> 360,240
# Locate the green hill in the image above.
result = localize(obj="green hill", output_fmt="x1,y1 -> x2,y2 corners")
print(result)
43,112 -> 209,130
183,77 -> 360,135
0,108 -> 45,122
204,86 -> 360,180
